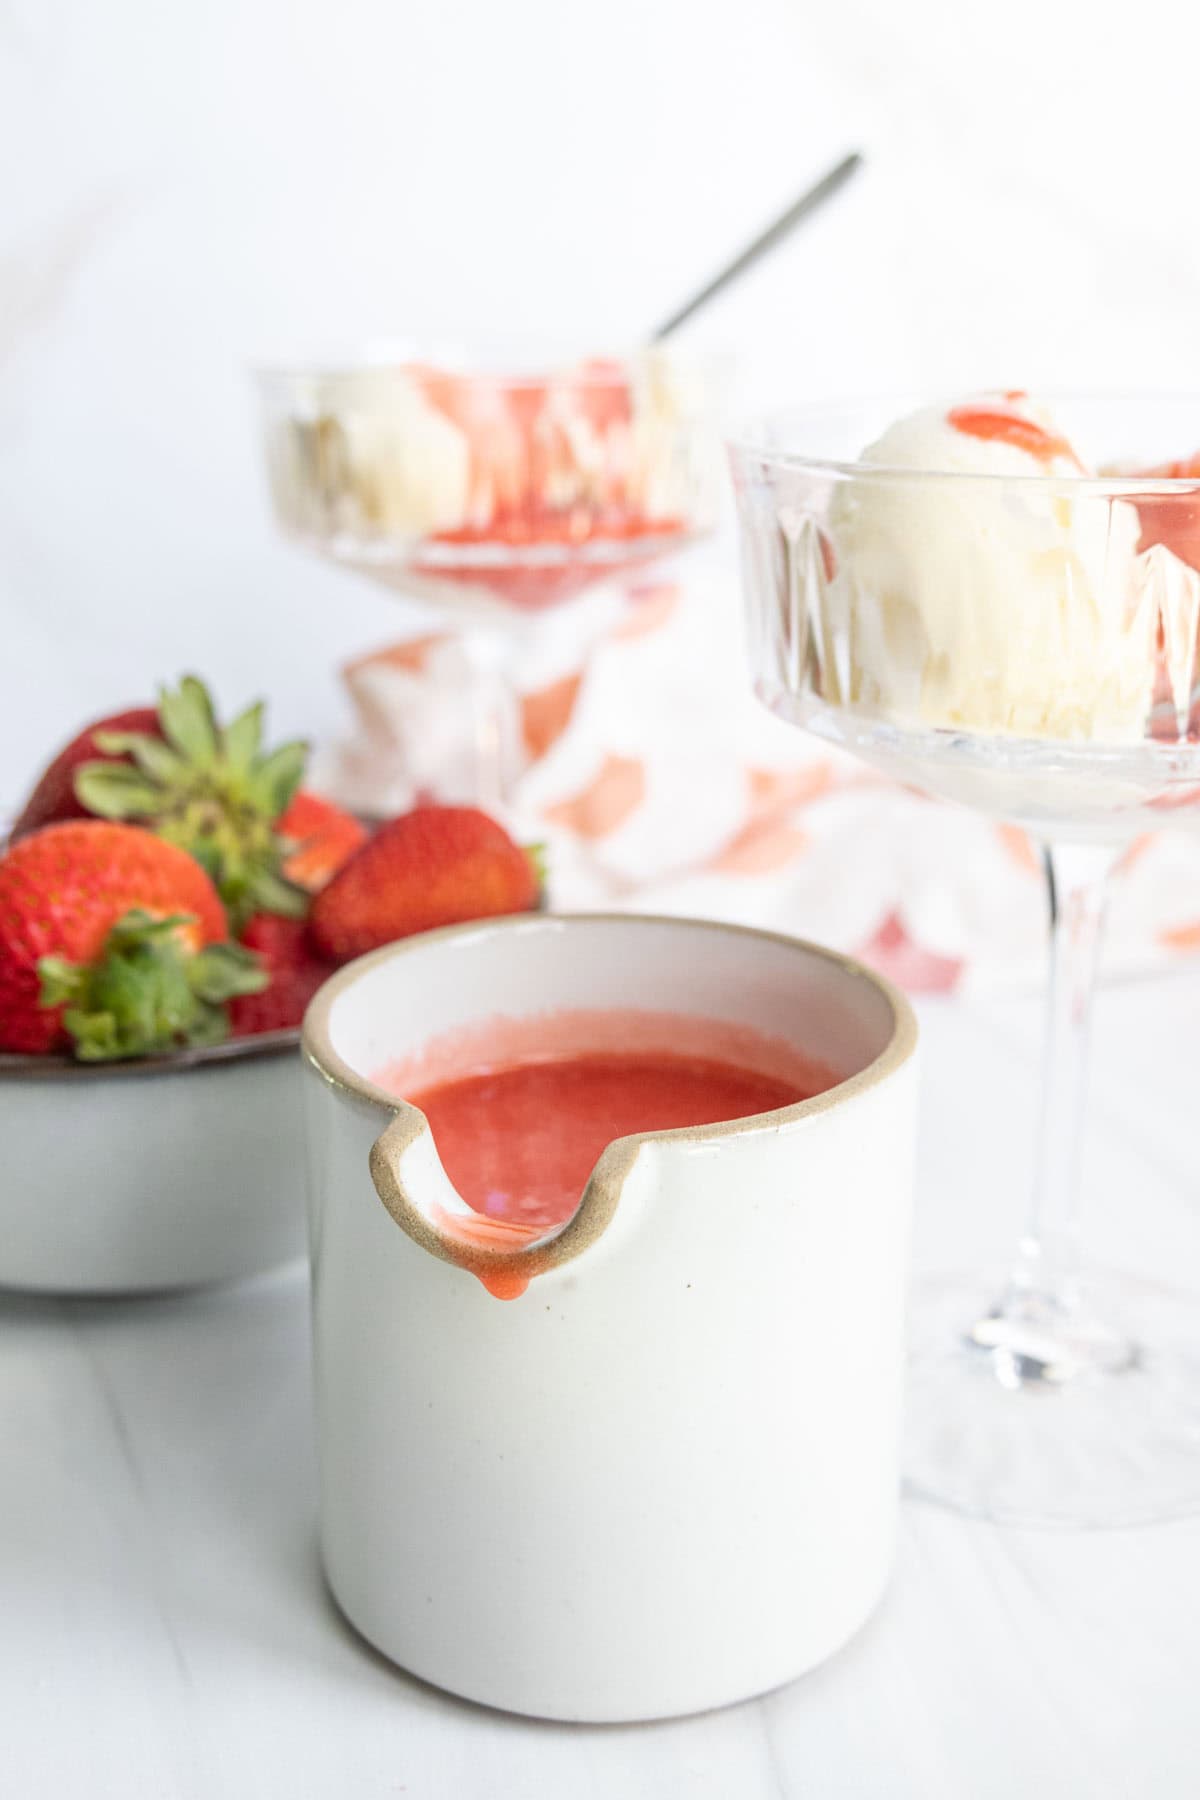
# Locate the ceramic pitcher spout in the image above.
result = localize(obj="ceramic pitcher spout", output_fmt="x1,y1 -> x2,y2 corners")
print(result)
368,1108 -> 638,1299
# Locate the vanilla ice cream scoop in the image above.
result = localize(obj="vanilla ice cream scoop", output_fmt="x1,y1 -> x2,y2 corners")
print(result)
269,368 -> 472,540
819,394 -> 1199,742
335,369 -> 472,534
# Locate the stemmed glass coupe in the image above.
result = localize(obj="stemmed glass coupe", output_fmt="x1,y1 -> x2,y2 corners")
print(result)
257,348 -> 721,809
730,395 -> 1200,1528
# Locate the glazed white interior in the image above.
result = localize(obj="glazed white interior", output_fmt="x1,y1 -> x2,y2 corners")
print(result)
324,916 -> 898,1100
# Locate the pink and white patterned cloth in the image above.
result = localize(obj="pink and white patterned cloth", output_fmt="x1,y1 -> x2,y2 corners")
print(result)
315,572 -> 1200,994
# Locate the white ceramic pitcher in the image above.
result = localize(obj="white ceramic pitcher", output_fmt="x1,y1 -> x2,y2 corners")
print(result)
302,913 -> 918,1722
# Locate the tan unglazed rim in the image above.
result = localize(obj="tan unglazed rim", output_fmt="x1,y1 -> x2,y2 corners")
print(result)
301,913 -> 919,1288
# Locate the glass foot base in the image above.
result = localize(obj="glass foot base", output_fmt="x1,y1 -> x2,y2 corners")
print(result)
905,1272 -> 1200,1528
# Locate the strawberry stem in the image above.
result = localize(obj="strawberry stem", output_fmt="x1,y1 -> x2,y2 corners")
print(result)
38,908 -> 268,1062
73,675 -> 311,933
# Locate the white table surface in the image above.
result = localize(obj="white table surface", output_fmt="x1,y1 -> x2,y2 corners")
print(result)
5,973 -> 1200,1799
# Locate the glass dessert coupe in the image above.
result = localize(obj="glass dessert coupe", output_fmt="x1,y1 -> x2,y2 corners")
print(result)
257,347 -> 722,806
729,393 -> 1200,1528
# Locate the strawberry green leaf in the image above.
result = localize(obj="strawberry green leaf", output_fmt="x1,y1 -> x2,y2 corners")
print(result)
69,672 -> 315,932
74,762 -> 167,819
248,867 -> 309,919
247,741 -> 308,819
222,702 -> 265,777
63,1008 -> 123,1061
94,731 -> 189,786
105,909 -> 192,949
35,907 -> 246,1062
158,676 -> 219,768
38,956 -> 88,1010
187,1008 -> 229,1048
188,942 -> 268,1004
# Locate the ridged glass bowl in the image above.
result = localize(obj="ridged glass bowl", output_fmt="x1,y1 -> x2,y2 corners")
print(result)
731,395 -> 1200,842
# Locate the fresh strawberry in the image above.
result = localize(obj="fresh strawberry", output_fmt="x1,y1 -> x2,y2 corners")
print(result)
309,805 -> 540,964
0,822 -> 265,1059
12,706 -> 160,838
229,913 -> 335,1036
10,676 -> 309,933
277,791 -> 367,893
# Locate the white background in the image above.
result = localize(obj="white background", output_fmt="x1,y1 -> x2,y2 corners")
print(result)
5,8 -> 1200,1793
3,0 -> 1200,791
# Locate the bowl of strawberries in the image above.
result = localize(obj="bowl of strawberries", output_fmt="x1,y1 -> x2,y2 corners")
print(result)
0,676 -> 541,1293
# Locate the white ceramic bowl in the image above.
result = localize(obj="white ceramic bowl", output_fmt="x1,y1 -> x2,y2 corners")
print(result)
0,1033 -> 307,1293
302,913 -> 919,1722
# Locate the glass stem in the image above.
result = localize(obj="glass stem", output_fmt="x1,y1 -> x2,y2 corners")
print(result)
1013,841 -> 1115,1309
975,840 -> 1131,1382
464,626 -> 523,813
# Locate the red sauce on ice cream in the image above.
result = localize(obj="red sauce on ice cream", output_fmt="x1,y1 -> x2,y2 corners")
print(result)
946,402 -> 1084,469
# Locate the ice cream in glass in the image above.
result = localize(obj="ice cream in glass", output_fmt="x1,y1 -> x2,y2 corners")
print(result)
730,391 -> 1200,1528
258,348 -> 721,803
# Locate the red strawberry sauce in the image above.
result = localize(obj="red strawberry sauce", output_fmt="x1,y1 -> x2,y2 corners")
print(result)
408,1050 -> 809,1233
374,1010 -> 839,1296
946,402 -> 1083,469
384,1008 -> 841,1241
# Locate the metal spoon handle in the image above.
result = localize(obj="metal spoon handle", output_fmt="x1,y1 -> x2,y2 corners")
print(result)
651,151 -> 863,342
